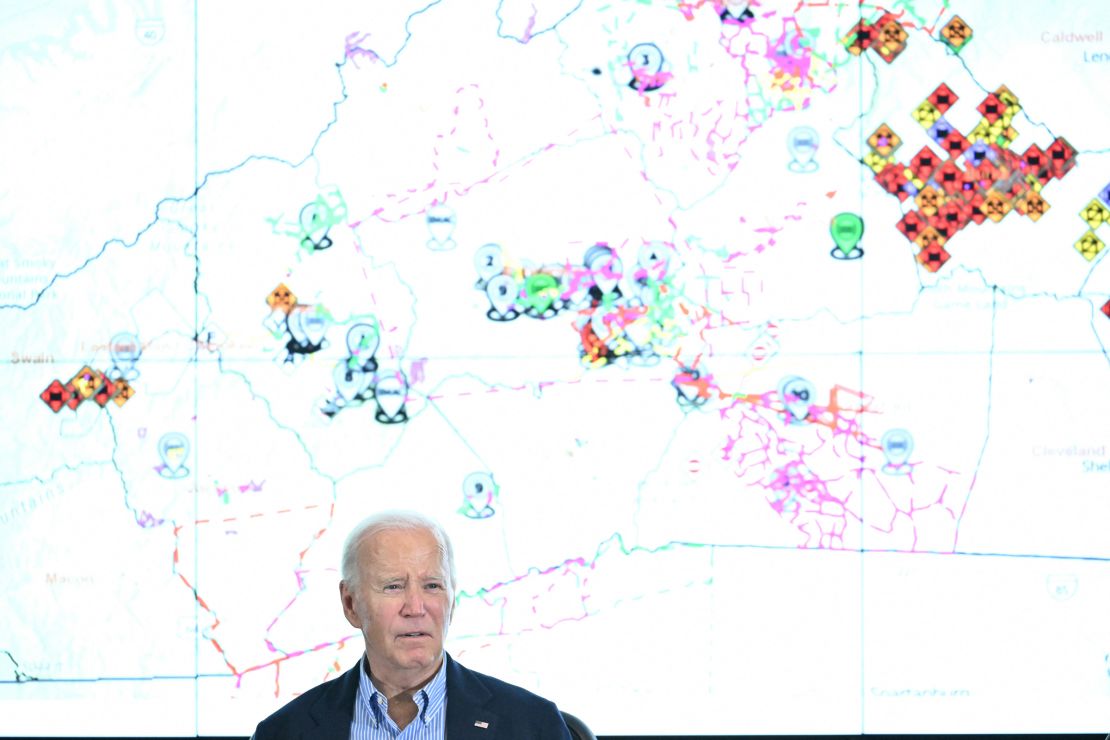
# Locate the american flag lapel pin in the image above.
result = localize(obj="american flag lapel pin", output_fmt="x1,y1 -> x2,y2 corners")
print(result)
474,720 -> 489,729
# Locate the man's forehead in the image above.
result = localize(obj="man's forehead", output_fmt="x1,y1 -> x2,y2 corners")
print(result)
359,528 -> 445,570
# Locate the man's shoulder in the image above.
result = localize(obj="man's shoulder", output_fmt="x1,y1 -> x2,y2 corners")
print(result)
448,658 -> 571,738
448,656 -> 563,716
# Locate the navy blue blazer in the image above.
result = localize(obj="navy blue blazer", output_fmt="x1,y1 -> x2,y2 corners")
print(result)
251,653 -> 572,740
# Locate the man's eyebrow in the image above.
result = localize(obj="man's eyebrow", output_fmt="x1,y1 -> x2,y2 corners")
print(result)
376,575 -> 406,584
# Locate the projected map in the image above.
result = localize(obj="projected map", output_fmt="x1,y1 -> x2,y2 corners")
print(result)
2,0 -> 1109,736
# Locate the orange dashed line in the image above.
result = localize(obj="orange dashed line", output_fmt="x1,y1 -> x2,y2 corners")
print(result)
193,503 -> 329,527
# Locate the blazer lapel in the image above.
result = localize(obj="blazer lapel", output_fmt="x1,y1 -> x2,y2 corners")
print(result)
306,662 -> 362,740
444,654 -> 502,739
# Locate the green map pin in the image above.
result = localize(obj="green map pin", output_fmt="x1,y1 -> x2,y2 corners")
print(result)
523,273 -> 560,314
830,212 -> 864,257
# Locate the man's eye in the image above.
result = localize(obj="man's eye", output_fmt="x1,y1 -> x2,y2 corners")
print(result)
425,583 -> 442,590
383,584 -> 402,591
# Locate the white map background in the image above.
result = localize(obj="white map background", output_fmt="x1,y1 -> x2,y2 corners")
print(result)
1,0 -> 1109,736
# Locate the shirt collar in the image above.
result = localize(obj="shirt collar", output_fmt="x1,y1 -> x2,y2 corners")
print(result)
358,654 -> 448,726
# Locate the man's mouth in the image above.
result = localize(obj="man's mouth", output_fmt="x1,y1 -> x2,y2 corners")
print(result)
399,632 -> 428,638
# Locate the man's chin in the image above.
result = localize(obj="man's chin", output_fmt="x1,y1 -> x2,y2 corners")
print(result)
394,644 -> 443,668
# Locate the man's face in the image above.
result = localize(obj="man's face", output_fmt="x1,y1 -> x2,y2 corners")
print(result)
340,528 -> 452,690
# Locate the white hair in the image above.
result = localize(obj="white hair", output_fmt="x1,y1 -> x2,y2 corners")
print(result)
340,510 -> 456,597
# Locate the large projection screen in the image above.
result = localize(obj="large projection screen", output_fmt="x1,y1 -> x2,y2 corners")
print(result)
2,0 -> 1109,736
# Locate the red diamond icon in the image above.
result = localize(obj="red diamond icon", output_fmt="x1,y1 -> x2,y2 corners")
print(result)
897,210 -> 926,241
1045,137 -> 1076,178
93,378 -> 117,407
935,160 -> 964,195
936,201 -> 969,233
909,146 -> 940,180
965,192 -> 987,225
64,382 -> 82,410
1022,143 -> 1045,172
917,244 -> 951,272
942,130 -> 969,158
928,83 -> 958,113
977,94 -> 1003,122
40,379 -> 70,413
1102,299 -> 1110,320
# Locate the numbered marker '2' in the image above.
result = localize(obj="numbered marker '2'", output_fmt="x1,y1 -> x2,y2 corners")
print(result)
474,244 -> 504,282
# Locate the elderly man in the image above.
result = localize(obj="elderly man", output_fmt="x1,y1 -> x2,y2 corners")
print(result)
252,510 -> 572,739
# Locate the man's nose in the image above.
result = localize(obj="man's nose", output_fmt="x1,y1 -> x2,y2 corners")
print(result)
401,584 -> 426,615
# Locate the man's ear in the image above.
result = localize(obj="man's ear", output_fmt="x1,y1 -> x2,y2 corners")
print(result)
339,580 -> 361,629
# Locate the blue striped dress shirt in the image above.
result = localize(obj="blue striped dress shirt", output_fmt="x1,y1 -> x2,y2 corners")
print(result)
349,656 -> 448,740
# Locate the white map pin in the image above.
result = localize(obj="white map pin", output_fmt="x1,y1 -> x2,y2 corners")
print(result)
787,126 -> 820,173
777,375 -> 815,423
628,42 -> 664,76
672,368 -> 705,407
158,432 -> 190,479
298,200 -> 332,249
676,380 -> 700,404
598,256 -> 623,295
110,332 -> 141,366
637,241 -> 670,279
374,373 -> 408,421
462,471 -> 496,517
586,246 -> 622,295
346,322 -> 380,364
881,429 -> 914,474
109,332 -> 142,380
485,274 -> 518,316
583,244 -> 612,268
286,308 -> 309,347
333,362 -> 366,403
474,243 -> 504,284
426,203 -> 457,250
302,311 -> 328,347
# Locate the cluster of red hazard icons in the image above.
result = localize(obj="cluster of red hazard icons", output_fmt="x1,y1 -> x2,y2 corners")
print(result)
862,83 -> 1078,273
40,366 -> 135,412
844,12 -> 972,62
